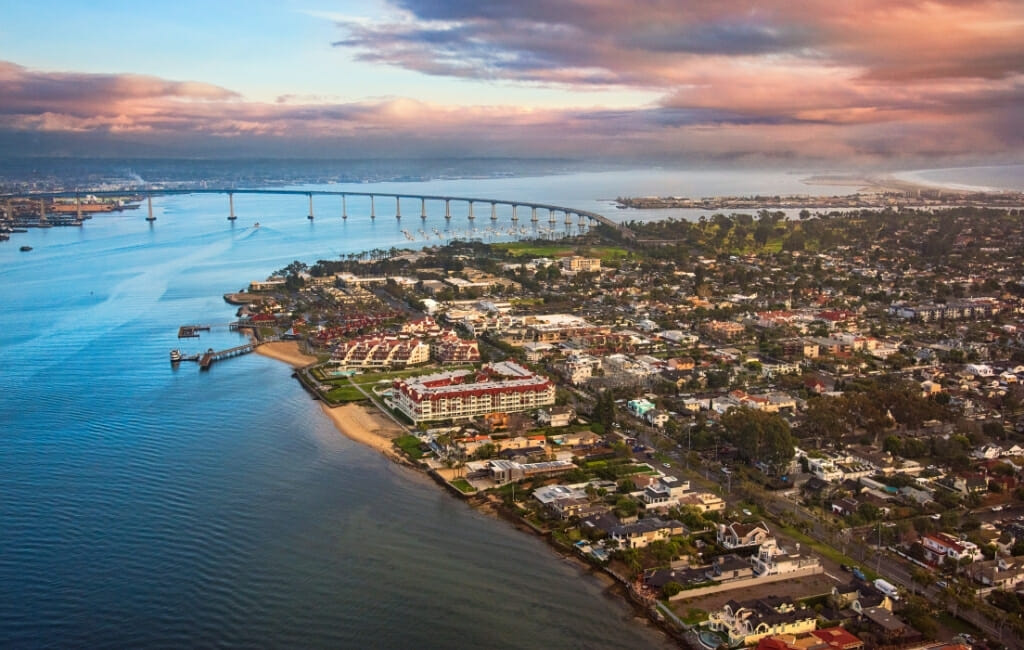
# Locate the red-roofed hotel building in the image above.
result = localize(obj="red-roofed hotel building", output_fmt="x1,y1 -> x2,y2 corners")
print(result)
391,361 -> 555,423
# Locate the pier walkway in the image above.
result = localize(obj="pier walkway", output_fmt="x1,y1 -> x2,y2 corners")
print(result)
199,343 -> 256,370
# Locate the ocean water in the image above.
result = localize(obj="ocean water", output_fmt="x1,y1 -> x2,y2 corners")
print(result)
892,163 -> 1024,192
0,184 -> 674,649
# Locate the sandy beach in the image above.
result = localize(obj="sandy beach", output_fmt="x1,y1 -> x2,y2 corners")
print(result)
255,342 -> 408,461
254,340 -> 317,368
319,402 -> 406,462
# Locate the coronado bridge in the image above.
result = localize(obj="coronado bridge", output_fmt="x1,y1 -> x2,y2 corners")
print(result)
5,188 -> 632,238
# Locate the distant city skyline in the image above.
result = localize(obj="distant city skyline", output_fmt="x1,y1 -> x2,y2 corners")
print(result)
1,0 -> 1021,164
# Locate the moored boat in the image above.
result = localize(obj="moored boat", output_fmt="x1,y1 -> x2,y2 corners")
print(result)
20,245 -> 32,251
170,349 -> 182,363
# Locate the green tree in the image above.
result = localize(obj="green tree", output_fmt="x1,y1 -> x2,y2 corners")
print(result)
595,390 -> 616,430
662,581 -> 684,599
721,407 -> 795,475
615,496 -> 639,518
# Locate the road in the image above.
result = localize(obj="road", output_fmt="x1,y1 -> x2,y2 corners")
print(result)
757,491 -> 1021,649
630,425 -> 1021,648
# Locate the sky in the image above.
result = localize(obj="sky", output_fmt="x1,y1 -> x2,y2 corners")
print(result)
0,0 -> 1022,165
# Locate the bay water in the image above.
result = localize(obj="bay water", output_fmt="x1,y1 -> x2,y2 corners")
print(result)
2,164 -> 1017,647
0,176 -> 673,649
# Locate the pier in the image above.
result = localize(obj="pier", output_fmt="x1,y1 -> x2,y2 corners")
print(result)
178,325 -> 211,338
197,343 -> 257,370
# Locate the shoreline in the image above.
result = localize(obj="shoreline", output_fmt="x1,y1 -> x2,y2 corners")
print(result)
318,401 -> 409,465
253,340 -> 317,368
255,350 -> 684,647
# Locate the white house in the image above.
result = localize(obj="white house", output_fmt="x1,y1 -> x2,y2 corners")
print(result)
750,538 -> 822,576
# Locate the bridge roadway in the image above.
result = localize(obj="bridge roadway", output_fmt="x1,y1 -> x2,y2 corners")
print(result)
7,187 -> 631,238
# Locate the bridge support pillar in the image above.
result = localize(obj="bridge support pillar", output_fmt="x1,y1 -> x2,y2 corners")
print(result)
76,195 -> 83,222
421,197 -> 427,219
342,195 -> 347,219
445,199 -> 451,220
228,192 -> 237,221
146,195 -> 155,222
565,211 -> 573,225
370,195 -> 375,219
467,201 -> 474,220
395,196 -> 401,219
548,208 -> 556,224
308,193 -> 314,220
531,207 -> 538,222
39,199 -> 47,223
490,202 -> 497,221
511,204 -> 518,221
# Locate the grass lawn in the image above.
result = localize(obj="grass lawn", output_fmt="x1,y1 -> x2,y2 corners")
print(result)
936,612 -> 982,636
584,246 -> 632,261
394,435 -> 425,459
680,608 -> 709,625
450,478 -> 477,494
323,385 -> 368,403
492,242 -> 632,261
349,365 -> 476,387
492,243 -> 574,257
777,524 -> 876,579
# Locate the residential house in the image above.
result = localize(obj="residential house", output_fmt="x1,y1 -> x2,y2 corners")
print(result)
639,477 -> 690,511
831,497 -> 861,518
718,521 -> 772,549
646,409 -> 670,428
808,457 -> 844,482
678,491 -> 726,513
964,555 -> 1024,590
627,398 -> 657,418
750,538 -> 822,576
537,406 -> 575,428
707,596 -> 817,647
711,555 -> 755,582
921,532 -> 983,564
809,627 -> 865,650
609,517 -> 685,549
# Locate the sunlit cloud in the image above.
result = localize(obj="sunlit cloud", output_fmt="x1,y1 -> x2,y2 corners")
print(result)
1,0 -> 1022,163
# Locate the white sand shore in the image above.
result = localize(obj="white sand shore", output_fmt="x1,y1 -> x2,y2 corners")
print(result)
254,340 -> 317,368
255,343 -> 408,460
319,402 -> 405,461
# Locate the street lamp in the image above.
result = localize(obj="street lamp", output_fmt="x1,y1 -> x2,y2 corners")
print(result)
875,523 -> 884,574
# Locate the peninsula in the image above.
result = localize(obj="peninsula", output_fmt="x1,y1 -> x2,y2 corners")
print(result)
235,205 -> 1024,650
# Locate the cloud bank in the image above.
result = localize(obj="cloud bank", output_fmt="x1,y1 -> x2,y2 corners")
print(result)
2,0 -> 1022,163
